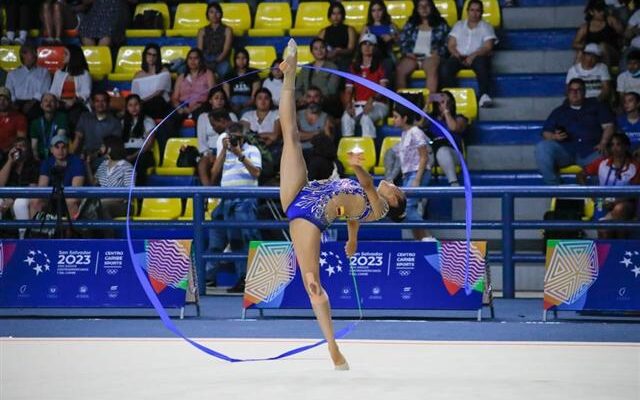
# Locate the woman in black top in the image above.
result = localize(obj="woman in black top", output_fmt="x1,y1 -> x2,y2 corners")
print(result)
319,2 -> 357,71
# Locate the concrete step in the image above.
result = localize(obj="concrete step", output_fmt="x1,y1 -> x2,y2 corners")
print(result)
478,96 -> 563,121
466,144 -> 538,170
493,50 -> 574,74
502,6 -> 584,30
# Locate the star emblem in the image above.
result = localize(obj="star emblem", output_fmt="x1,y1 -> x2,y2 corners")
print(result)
34,264 -> 43,275
325,265 -> 336,276
319,258 -> 327,267
25,249 -> 51,276
625,251 -> 632,257
632,266 -> 640,278
24,256 -> 35,266
621,257 -> 633,268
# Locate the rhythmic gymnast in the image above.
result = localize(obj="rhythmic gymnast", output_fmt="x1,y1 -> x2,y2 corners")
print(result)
278,39 -> 407,370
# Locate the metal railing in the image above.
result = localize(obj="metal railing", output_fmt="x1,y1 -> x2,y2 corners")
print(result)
1,185 -> 639,298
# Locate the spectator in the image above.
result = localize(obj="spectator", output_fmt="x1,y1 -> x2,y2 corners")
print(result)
440,0 -> 497,108
573,0 -> 623,67
422,91 -> 468,186
240,88 -> 281,152
223,48 -> 260,116
624,8 -> 640,64
5,44 -> 52,120
197,109 -> 231,186
616,49 -> 640,97
617,91 -> 640,158
395,0 -> 450,94
262,59 -> 284,106
393,104 -> 433,240
319,2 -> 357,71
86,135 -> 133,219
535,78 -> 615,185
297,88 -> 335,154
0,87 -> 28,153
72,91 -> 121,168
578,133 -> 640,238
196,2 -> 233,79
0,66 -> 6,86
566,43 -> 612,102
49,44 -> 92,129
365,0 -> 400,62
0,137 -> 40,239
341,33 -> 389,139
131,43 -> 172,119
208,122 -> 262,293
31,134 -> 86,219
79,0 -> 129,47
0,0 -> 41,45
122,94 -> 155,186
295,38 -> 341,116
41,0 -> 85,44
29,93 -> 69,161
172,48 -> 216,120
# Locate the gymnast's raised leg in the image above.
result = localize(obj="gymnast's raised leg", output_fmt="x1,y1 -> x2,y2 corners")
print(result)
278,39 -> 348,370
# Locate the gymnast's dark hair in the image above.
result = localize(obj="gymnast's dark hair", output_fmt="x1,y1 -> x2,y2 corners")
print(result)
386,196 -> 407,222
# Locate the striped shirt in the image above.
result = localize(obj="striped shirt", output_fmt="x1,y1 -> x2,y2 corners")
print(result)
219,133 -> 262,187
95,159 -> 134,187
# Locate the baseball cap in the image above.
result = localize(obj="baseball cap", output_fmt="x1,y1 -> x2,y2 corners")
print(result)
583,43 -> 602,57
359,33 -> 377,45
0,87 -> 11,99
50,134 -> 69,146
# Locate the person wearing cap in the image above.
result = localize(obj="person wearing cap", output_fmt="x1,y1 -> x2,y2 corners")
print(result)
341,33 -> 390,139
5,44 -> 52,120
29,93 -> 69,161
566,42 -> 612,102
31,134 -> 86,218
0,86 -> 28,154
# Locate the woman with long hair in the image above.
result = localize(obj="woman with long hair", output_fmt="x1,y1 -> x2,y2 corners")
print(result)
132,43 -> 172,119
49,44 -> 92,129
573,0 -> 623,66
365,0 -> 400,61
197,2 -> 233,78
319,1 -> 358,71
121,94 -> 156,186
222,48 -> 261,116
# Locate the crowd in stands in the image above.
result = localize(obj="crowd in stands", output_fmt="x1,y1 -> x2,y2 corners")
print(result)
0,0 -> 639,287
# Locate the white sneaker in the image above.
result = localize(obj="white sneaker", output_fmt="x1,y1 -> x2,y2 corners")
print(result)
479,94 -> 493,108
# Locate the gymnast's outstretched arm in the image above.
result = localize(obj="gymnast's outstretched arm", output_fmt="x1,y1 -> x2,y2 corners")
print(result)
349,153 -> 388,221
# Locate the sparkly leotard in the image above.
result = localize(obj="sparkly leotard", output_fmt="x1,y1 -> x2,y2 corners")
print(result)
285,178 -> 387,231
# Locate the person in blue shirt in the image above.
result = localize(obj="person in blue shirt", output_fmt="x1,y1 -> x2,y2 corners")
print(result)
617,91 -> 640,159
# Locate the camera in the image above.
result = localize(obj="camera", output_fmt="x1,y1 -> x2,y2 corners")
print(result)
229,135 -> 241,147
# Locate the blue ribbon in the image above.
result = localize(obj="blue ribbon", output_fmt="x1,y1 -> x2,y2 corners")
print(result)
125,61 -> 473,363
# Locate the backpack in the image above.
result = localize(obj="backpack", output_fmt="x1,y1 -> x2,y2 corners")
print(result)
133,10 -> 164,30
177,145 -> 200,168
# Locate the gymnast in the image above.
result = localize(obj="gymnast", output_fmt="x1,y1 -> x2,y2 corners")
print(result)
278,39 -> 407,370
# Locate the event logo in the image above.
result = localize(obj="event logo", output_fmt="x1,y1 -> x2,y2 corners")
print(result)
617,287 -> 631,302
47,285 -> 59,299
23,249 -> 51,276
401,286 -> 412,300
619,250 -> 640,279
108,285 -> 119,299
320,251 -> 344,277
19,285 -> 27,294
79,285 -> 88,294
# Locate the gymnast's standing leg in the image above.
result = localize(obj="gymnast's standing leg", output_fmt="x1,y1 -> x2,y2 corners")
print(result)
278,39 -> 348,370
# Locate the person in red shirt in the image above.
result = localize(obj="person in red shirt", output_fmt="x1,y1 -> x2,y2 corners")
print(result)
0,87 -> 28,153
340,33 -> 390,139
579,132 -> 640,238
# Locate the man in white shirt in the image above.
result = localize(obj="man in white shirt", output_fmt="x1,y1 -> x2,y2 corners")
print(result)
440,0 -> 497,107
5,44 -> 52,120
617,49 -> 640,98
565,43 -> 612,102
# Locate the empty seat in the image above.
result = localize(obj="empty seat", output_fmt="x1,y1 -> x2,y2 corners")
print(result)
135,198 -> 182,220
0,45 -> 21,70
108,46 -> 144,82
166,3 -> 207,37
83,46 -> 113,80
37,46 -> 65,73
337,137 -> 377,175
179,198 -> 220,220
245,46 -> 277,78
442,87 -> 477,122
549,197 -> 595,222
289,2 -> 330,37
386,0 -> 413,27
434,0 -> 458,28
154,137 -> 199,176
373,136 -> 401,175
411,68 -> 475,80
249,2 -> 292,37
343,1 -> 369,32
126,2 -> 171,37
221,3 -> 252,36
461,0 -> 501,28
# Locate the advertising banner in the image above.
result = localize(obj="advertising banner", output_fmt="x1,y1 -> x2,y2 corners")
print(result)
243,241 -> 487,311
544,240 -> 640,311
0,239 -> 192,308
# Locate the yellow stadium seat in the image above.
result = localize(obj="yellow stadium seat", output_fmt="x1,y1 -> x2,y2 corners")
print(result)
559,165 -> 583,174
337,137 -> 377,175
0,45 -> 21,70
179,198 -> 220,220
411,68 -> 475,80
343,1 -> 369,33
387,0 -> 413,27
166,3 -> 207,37
289,2 -> 330,37
435,0 -> 458,28
155,138 -> 199,176
108,46 -> 144,82
126,2 -> 171,37
245,45 -> 277,78
549,198 -> 594,222
221,3 -> 252,36
249,2 -> 292,37
373,136 -> 401,175
442,87 -> 477,122
461,0 -> 501,28
161,45 -> 190,65
387,88 -> 430,125
135,198 -> 182,220
82,46 -> 112,80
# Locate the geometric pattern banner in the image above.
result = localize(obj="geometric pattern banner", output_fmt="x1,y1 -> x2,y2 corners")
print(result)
544,240 -> 640,311
243,241 -> 296,307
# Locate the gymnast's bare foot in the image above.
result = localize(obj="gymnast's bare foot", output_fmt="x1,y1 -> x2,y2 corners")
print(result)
279,38 -> 298,75
329,344 -> 349,370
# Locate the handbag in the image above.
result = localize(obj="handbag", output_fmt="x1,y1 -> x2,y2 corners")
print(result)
177,145 -> 200,168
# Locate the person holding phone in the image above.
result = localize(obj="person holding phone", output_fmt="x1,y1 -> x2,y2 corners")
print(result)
395,0 -> 450,94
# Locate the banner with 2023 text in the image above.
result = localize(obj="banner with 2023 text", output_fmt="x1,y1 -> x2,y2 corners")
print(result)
243,241 -> 487,311
0,239 -> 192,308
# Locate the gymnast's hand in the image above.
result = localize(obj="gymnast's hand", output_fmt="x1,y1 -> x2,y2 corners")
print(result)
344,239 -> 357,258
347,152 -> 365,168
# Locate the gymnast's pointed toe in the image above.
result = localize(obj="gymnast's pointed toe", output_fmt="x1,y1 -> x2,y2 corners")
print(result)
334,360 -> 350,371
